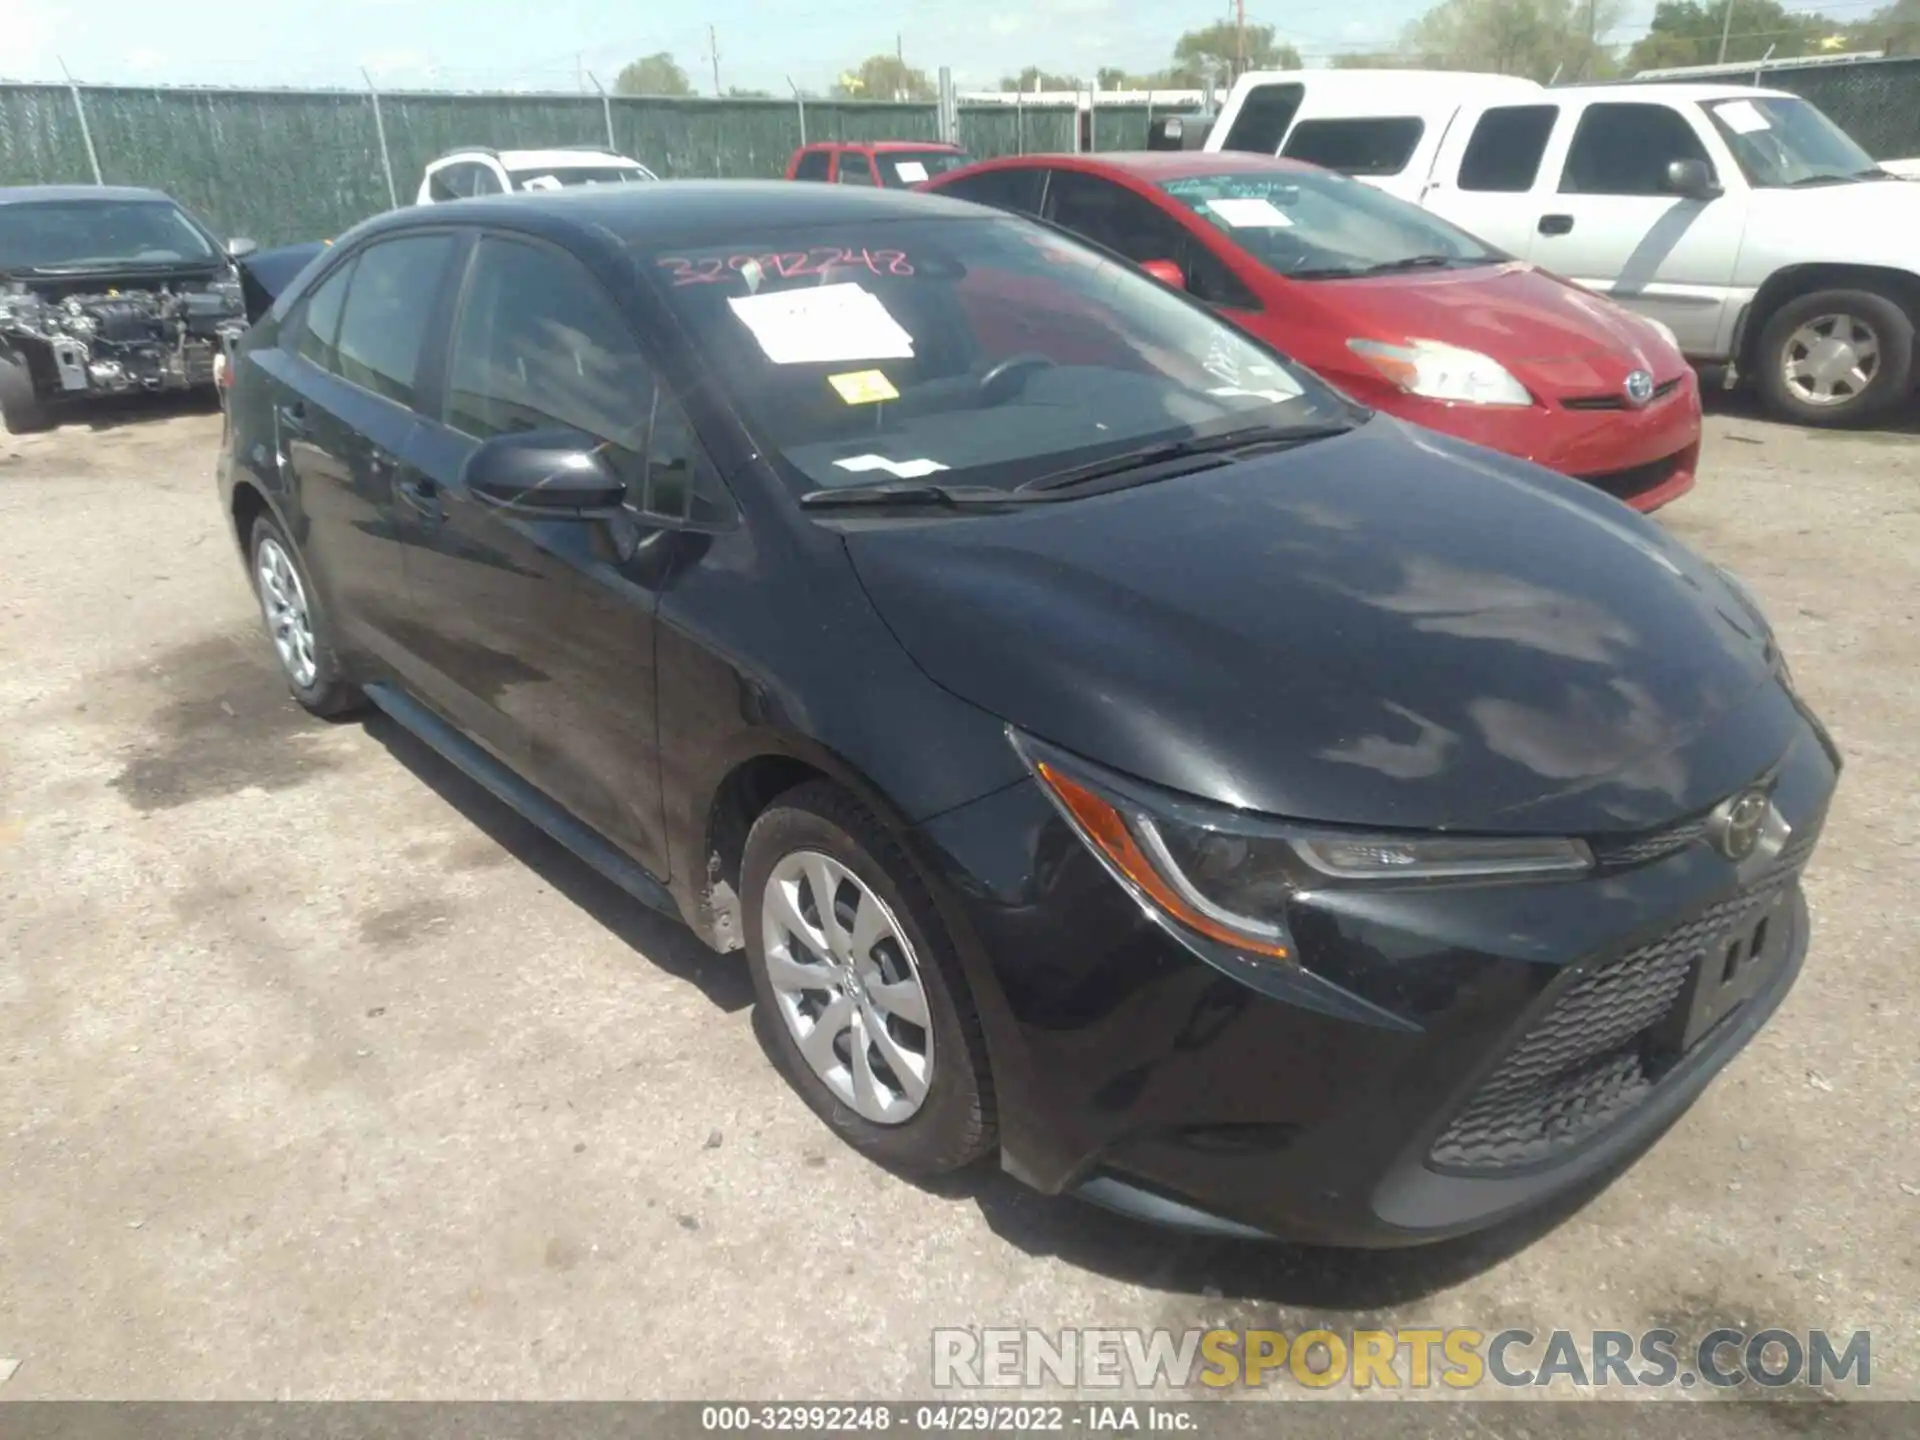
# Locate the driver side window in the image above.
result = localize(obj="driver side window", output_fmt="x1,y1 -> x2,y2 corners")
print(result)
445,236 -> 731,525
1045,171 -> 1258,310
1560,104 -> 1715,196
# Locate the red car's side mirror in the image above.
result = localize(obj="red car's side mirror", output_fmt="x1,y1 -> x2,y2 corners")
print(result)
1140,258 -> 1185,291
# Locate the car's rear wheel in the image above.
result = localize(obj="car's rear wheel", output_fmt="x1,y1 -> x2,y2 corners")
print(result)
1755,287 -> 1915,427
742,779 -> 995,1175
0,352 -> 52,435
248,514 -> 363,718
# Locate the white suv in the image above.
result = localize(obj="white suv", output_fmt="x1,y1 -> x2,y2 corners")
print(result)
417,147 -> 658,203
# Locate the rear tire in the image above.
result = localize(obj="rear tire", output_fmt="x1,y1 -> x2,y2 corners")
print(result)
0,353 -> 53,435
742,779 -> 996,1177
247,514 -> 364,719
1754,287 -> 1914,427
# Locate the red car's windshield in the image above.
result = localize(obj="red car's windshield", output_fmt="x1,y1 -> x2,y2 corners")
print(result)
1157,167 -> 1502,279
877,151 -> 970,186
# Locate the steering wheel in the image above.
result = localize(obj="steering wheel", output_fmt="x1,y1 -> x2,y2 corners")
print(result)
977,353 -> 1055,405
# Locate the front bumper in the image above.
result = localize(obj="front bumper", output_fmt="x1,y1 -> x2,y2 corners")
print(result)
1371,368 -> 1702,514
911,713 -> 1836,1247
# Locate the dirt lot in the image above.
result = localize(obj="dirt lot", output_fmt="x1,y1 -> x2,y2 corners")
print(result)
1,396 -> 1916,1406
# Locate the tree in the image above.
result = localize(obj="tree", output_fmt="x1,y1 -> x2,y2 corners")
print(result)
1001,66 -> 1081,92
1328,51 -> 1424,68
1399,0 -> 1621,81
833,54 -> 936,101
1095,65 -> 1182,89
613,52 -> 693,97
1168,21 -> 1302,85
1850,0 -> 1920,53
1623,0 -> 1843,71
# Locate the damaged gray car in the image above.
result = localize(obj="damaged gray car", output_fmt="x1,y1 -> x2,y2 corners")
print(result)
0,185 -> 253,433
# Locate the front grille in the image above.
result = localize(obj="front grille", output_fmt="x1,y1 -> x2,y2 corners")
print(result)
1563,377 -> 1684,411
1576,451 -> 1686,503
1428,838 -> 1812,1173
1591,815 -> 1711,869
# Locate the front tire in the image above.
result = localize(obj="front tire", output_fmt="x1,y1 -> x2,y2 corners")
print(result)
742,779 -> 996,1176
247,514 -> 363,718
1755,287 -> 1915,426
0,352 -> 52,435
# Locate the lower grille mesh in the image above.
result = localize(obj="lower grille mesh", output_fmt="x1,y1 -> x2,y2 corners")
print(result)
1428,843 -> 1811,1172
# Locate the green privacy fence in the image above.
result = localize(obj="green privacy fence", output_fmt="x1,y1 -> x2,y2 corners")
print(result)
0,83 -> 1170,247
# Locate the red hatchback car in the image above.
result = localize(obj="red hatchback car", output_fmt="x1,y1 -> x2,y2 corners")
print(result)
786,141 -> 971,189
925,152 -> 1701,511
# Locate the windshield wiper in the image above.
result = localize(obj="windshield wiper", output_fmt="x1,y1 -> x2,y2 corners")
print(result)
1290,254 -> 1476,280
1017,421 -> 1355,495
1783,173 -> 1856,188
798,481 -> 1049,510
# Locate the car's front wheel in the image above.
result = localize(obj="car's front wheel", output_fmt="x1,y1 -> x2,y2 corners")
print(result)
0,352 -> 52,435
742,779 -> 996,1175
248,514 -> 363,718
1755,287 -> 1915,426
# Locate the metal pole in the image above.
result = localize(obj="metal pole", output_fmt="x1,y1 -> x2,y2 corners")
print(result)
1717,0 -> 1737,65
362,68 -> 398,210
589,71 -> 615,152
1015,91 -> 1024,155
787,76 -> 806,146
57,58 -> 103,185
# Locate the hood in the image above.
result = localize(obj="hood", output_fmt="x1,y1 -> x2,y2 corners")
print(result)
846,417 -> 1804,835
1296,262 -> 1680,398
1746,179 -> 1920,269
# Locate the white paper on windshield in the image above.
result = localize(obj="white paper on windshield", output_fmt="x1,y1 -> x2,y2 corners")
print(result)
834,454 -> 949,479
1717,100 -> 1771,135
518,174 -> 564,191
727,282 -> 916,365
894,160 -> 929,183
1206,197 -> 1293,228
1210,384 -> 1299,403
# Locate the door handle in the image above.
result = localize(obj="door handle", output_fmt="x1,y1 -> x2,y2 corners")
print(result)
276,401 -> 308,436
396,474 -> 443,520
1538,213 -> 1575,236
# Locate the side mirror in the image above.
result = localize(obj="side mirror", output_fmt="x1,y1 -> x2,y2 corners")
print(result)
1665,159 -> 1720,200
226,237 -> 258,259
1140,258 -> 1186,291
462,429 -> 627,516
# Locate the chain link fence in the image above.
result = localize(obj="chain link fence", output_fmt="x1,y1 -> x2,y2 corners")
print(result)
0,82 -> 1170,246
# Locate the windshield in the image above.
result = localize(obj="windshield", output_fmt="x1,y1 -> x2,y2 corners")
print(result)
510,165 -> 653,190
877,151 -> 970,186
0,199 -> 219,272
641,216 -> 1352,495
1157,167 -> 1501,278
1702,97 -> 1878,187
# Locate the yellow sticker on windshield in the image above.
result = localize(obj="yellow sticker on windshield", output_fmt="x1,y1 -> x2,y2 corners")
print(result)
829,369 -> 900,405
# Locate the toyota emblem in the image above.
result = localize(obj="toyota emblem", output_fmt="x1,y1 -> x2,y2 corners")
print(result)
1624,369 -> 1655,407
1708,789 -> 1772,862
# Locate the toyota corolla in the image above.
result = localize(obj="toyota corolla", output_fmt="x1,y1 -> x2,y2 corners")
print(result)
217,181 -> 1836,1244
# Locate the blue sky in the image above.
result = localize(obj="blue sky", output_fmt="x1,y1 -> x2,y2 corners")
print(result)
0,0 -> 1884,94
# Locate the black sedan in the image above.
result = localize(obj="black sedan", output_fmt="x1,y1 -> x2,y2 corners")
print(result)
217,181 -> 1838,1245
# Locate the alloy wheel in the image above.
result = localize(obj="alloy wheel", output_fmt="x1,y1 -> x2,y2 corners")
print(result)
760,849 -> 934,1125
1781,313 -> 1880,408
255,536 -> 318,689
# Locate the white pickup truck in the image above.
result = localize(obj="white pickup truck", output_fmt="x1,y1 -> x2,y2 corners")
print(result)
1206,71 -> 1920,425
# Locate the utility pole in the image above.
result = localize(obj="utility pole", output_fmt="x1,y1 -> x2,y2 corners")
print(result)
1235,0 -> 1246,80
709,24 -> 722,96
1584,0 -> 1596,79
1716,0 -> 1737,65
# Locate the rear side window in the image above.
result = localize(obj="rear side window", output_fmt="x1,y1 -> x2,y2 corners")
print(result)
334,234 -> 455,408
1560,103 -> 1714,195
937,166 -> 1048,215
1282,117 -> 1426,177
792,150 -> 832,181
1220,82 -> 1305,154
292,257 -> 355,373
837,153 -> 876,186
1458,105 -> 1559,192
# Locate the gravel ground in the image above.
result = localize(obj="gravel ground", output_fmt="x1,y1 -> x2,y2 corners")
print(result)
1,394 -> 1915,1408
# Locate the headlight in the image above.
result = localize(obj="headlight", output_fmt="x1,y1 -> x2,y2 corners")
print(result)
1346,338 -> 1532,407
1015,734 -> 1593,962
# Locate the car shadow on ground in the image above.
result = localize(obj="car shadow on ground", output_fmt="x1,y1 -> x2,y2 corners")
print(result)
50,389 -> 223,433
1702,384 -> 1920,438
358,709 -> 756,1014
